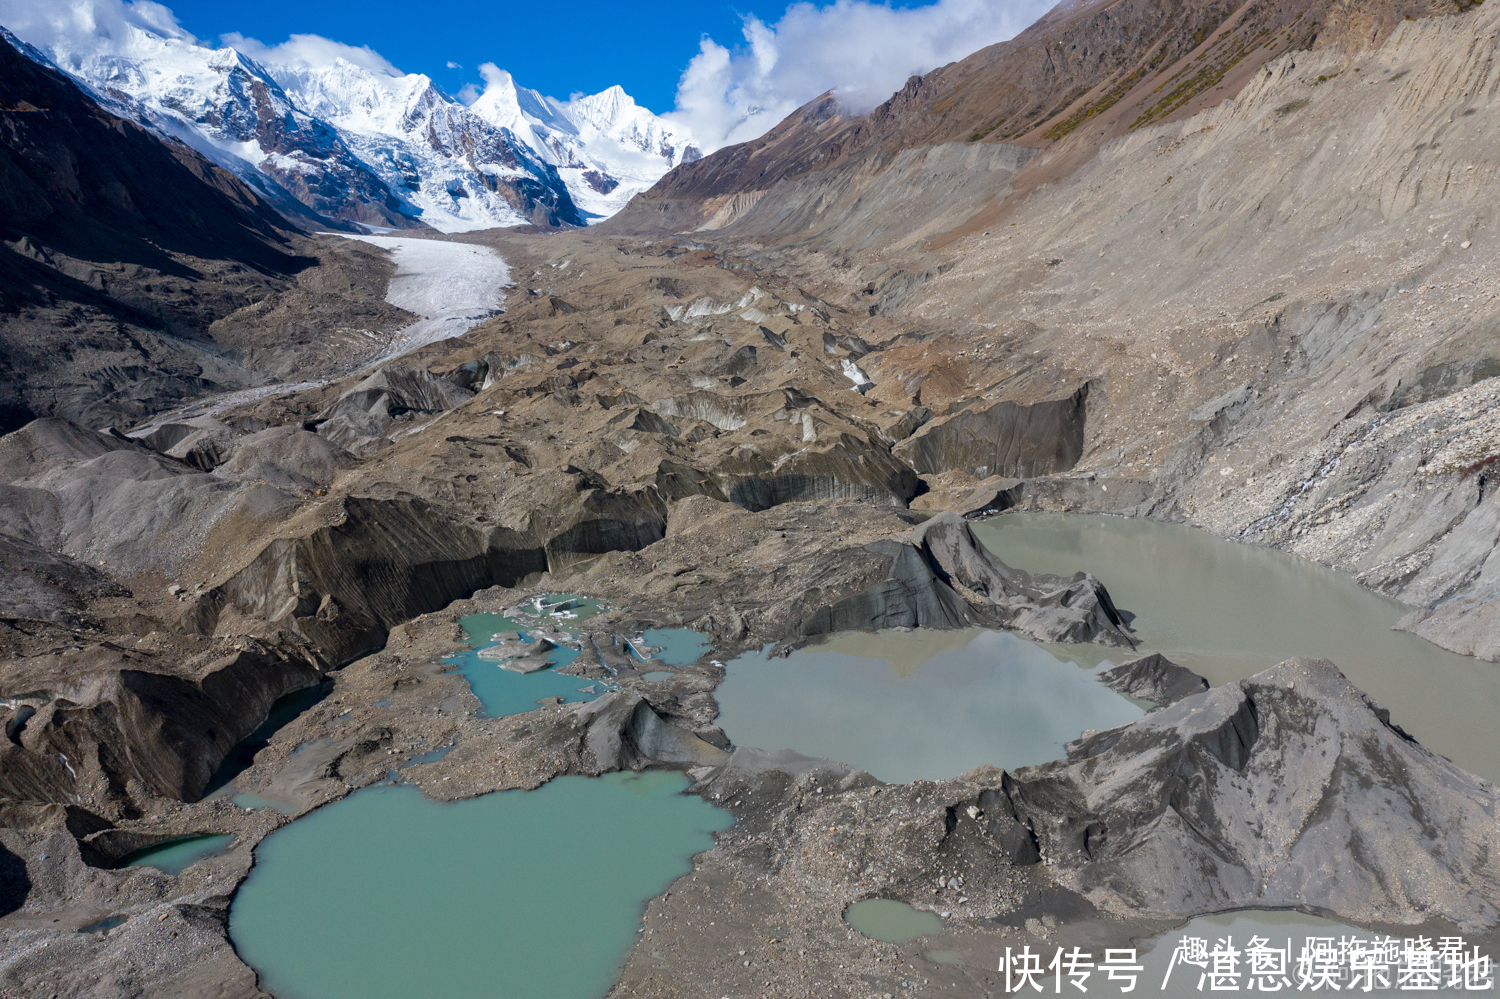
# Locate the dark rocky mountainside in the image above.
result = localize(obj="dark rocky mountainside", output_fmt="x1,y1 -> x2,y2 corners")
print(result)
0,34 -> 421,432
0,33 -> 298,278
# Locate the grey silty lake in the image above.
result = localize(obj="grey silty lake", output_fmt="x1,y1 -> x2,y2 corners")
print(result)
974,513 -> 1500,782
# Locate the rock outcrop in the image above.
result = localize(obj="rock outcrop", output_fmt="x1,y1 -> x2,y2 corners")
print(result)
996,659 -> 1499,929
0,644 -> 320,809
1098,652 -> 1209,706
801,511 -> 1135,646
580,691 -> 729,770
316,366 -> 476,452
894,385 -> 1089,480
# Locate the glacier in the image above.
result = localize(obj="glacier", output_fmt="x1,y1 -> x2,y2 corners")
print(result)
7,9 -> 698,232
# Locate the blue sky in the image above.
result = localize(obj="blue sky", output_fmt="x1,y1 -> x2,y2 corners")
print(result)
158,0 -> 843,114
5,0 -> 1052,151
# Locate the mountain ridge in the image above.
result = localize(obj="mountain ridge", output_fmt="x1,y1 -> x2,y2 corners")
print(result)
610,0 -> 1470,239
5,11 -> 697,232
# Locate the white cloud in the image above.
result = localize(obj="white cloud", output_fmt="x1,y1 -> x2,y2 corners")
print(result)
666,0 -> 1053,153
454,62 -> 508,105
0,0 -> 196,52
222,30 -> 401,76
477,62 -> 508,88
446,59 -> 461,69
0,0 -> 403,79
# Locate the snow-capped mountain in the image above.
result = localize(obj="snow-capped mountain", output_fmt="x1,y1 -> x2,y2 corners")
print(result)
560,86 -> 701,216
31,23 -> 421,228
271,60 -> 583,229
5,7 -> 695,231
467,71 -> 699,219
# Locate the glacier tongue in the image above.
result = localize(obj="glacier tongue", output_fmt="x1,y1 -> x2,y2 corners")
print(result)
5,8 -> 695,231
338,235 -> 511,361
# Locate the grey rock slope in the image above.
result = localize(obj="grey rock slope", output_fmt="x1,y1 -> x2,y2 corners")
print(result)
998,658 -> 1499,929
639,656 -> 1499,999
1099,652 -> 1209,706
810,511 -> 1136,646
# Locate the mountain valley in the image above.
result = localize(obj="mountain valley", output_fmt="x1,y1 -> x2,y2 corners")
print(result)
1,0 -> 1499,996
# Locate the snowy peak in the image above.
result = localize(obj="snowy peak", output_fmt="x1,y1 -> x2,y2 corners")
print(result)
565,85 -> 700,168
272,58 -> 416,125
4,5 -> 696,231
568,84 -> 635,132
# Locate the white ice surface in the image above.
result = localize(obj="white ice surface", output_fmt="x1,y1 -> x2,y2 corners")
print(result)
124,236 -> 508,436
841,358 -> 874,390
338,235 -> 510,361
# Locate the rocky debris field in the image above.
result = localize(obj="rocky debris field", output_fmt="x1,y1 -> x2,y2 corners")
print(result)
0,217 -> 1497,997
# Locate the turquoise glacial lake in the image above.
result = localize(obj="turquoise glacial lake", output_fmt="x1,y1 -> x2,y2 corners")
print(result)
452,595 -> 605,717
229,771 -> 731,999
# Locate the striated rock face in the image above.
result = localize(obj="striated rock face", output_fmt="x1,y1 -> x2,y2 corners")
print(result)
186,494 -> 548,666
802,511 -> 1135,646
895,385 -> 1089,479
0,644 -> 320,808
708,434 -> 922,511
996,659 -> 1500,929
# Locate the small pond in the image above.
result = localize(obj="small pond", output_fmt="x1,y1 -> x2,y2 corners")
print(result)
229,771 -> 732,999
846,898 -> 945,943
638,628 -> 711,666
120,834 -> 235,875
